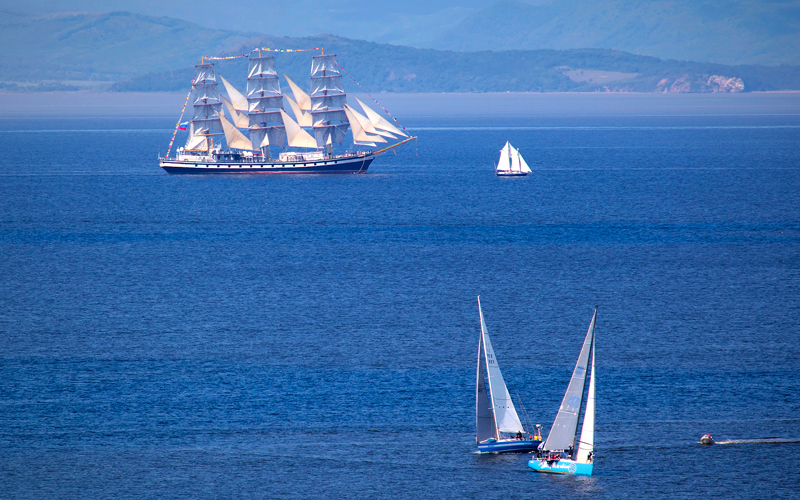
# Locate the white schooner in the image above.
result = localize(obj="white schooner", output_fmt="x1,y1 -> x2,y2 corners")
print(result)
159,50 -> 416,174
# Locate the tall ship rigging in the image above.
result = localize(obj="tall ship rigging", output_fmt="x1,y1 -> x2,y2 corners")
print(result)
159,49 -> 416,174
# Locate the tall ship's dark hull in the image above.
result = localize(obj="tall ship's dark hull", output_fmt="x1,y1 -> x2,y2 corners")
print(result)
159,153 -> 375,174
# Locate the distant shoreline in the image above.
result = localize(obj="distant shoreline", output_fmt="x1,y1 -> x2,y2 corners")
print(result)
2,91 -> 799,118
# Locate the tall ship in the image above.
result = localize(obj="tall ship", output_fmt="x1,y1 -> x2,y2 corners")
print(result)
159,49 -> 416,174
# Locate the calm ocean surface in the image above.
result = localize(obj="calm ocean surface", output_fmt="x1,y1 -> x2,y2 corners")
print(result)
1,93 -> 799,499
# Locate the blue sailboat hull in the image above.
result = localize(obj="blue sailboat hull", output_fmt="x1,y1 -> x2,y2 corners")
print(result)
528,458 -> 593,476
477,439 -> 541,454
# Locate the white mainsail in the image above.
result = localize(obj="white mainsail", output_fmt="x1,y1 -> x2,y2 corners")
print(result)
476,297 -> 497,443
354,97 -> 407,138
542,308 -> 597,453
220,114 -> 253,150
575,333 -> 595,464
478,298 -> 525,436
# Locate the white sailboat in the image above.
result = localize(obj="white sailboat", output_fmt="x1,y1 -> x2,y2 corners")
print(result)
495,141 -> 531,176
529,307 -> 597,475
476,296 -> 542,453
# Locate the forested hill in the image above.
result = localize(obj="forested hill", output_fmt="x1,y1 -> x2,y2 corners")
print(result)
112,37 -> 800,93
1,11 -> 800,93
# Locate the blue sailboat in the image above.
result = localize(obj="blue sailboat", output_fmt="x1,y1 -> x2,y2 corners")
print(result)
476,296 -> 542,453
528,307 -> 597,475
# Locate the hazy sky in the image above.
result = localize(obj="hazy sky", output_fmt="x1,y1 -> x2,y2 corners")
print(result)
0,0 -> 536,45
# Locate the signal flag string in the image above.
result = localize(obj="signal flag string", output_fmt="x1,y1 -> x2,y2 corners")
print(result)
204,46 -> 321,61
166,80 -> 196,157
334,60 -> 410,135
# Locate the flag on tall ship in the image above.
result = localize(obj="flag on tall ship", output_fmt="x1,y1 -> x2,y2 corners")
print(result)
178,122 -> 188,130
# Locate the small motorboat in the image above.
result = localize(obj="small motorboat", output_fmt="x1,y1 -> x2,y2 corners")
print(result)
700,434 -> 715,445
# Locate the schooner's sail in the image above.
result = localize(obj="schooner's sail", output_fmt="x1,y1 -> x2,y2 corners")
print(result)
475,296 -> 541,453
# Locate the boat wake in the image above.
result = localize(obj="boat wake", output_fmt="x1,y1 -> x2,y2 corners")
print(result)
708,437 -> 800,445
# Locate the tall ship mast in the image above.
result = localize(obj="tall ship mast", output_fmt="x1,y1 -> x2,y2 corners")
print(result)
160,49 -> 416,174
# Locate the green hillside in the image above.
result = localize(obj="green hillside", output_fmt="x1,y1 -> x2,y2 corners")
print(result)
112,37 -> 800,93
0,10 -> 259,82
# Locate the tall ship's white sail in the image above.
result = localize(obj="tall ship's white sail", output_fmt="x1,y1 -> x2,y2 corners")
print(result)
185,62 -> 222,152
246,54 -> 286,157
309,54 -> 350,150
161,49 -> 416,174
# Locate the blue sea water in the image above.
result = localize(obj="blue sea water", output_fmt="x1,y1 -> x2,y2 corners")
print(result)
1,94 -> 799,499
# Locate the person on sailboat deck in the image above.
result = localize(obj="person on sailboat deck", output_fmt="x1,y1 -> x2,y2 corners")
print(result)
516,431 -> 523,440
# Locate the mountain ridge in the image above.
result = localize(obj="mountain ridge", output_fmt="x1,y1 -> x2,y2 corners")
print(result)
1,10 -> 799,93
430,0 -> 800,66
